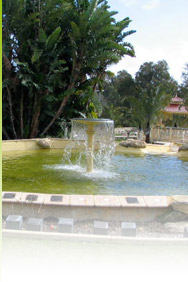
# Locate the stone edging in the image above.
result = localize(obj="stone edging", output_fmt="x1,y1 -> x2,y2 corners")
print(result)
2,191 -> 172,208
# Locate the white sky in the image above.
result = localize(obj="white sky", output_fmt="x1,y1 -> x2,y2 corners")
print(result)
107,0 -> 188,84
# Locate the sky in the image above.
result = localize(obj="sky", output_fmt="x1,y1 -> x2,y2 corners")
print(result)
107,0 -> 188,84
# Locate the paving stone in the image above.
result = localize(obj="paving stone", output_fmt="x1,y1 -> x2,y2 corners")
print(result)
121,222 -> 137,237
6,215 -> 23,230
58,218 -> 74,233
51,195 -> 63,202
44,194 -> 70,206
2,192 -> 22,202
119,196 -> 146,207
3,192 -> 16,199
20,193 -> 44,204
94,220 -> 109,235
94,195 -> 120,207
27,218 -> 43,232
70,195 -> 94,206
184,227 -> 188,238
144,196 -> 169,207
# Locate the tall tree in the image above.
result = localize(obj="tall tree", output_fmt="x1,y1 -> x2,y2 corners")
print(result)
2,0 -> 136,139
180,63 -> 188,105
41,0 -> 136,135
101,70 -> 137,126
130,60 -> 178,142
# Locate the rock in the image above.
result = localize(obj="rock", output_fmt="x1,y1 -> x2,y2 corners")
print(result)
169,144 -> 179,152
179,144 -> 188,151
157,210 -> 188,223
164,221 -> 188,233
37,138 -> 51,149
120,139 -> 146,148
171,195 -> 188,215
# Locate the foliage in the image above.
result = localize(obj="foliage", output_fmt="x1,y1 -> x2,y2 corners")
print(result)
162,62 -> 188,128
101,70 -> 137,126
2,0 -> 135,139
130,60 -> 178,142
180,63 -> 188,105
102,60 -> 179,142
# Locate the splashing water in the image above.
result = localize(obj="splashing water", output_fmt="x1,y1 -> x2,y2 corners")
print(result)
62,119 -> 115,175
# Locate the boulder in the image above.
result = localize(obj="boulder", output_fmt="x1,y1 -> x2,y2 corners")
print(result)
120,139 -> 146,148
169,144 -> 179,152
37,138 -> 51,149
171,195 -> 188,215
179,144 -> 188,151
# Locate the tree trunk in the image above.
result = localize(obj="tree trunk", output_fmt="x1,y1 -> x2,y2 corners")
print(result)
2,126 -> 10,140
40,53 -> 83,136
6,86 -> 17,139
2,51 -> 11,72
20,90 -> 24,138
145,122 -> 151,143
40,93 -> 71,136
30,97 -> 41,139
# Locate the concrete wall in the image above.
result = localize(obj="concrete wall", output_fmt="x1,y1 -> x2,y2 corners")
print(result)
2,202 -> 171,222
2,192 -> 173,222
2,138 -> 179,155
2,138 -> 70,151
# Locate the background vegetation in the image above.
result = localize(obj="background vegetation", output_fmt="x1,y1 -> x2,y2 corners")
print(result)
2,0 -> 135,139
2,0 -> 188,141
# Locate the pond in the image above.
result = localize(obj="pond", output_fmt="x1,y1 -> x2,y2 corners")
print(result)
2,149 -> 188,195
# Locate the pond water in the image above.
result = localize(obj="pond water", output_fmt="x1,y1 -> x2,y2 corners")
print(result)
2,149 -> 188,195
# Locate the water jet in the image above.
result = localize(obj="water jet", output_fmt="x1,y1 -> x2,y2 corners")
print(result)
71,118 -> 114,173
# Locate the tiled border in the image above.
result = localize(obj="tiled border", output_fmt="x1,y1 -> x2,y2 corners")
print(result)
119,196 -> 147,207
44,194 -> 70,206
3,191 -> 173,208
2,192 -> 22,203
19,192 -> 44,204
94,195 -> 121,207
70,195 -> 94,206
143,196 -> 169,207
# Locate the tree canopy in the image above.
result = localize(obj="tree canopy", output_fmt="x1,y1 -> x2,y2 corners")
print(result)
101,70 -> 137,126
180,63 -> 188,105
2,0 -> 136,139
132,60 -> 178,142
101,60 -> 180,142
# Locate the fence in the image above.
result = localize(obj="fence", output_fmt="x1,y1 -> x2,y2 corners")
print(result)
150,127 -> 188,143
114,127 -> 139,140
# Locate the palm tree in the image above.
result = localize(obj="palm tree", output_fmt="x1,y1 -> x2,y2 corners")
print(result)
130,61 -> 176,142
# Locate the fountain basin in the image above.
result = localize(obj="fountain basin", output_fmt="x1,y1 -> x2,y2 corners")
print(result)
2,138 -> 188,223
2,142 -> 188,195
2,138 -> 188,218
2,138 -> 188,282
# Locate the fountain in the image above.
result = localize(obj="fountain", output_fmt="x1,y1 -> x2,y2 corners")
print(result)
2,118 -> 188,195
70,118 -> 114,172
